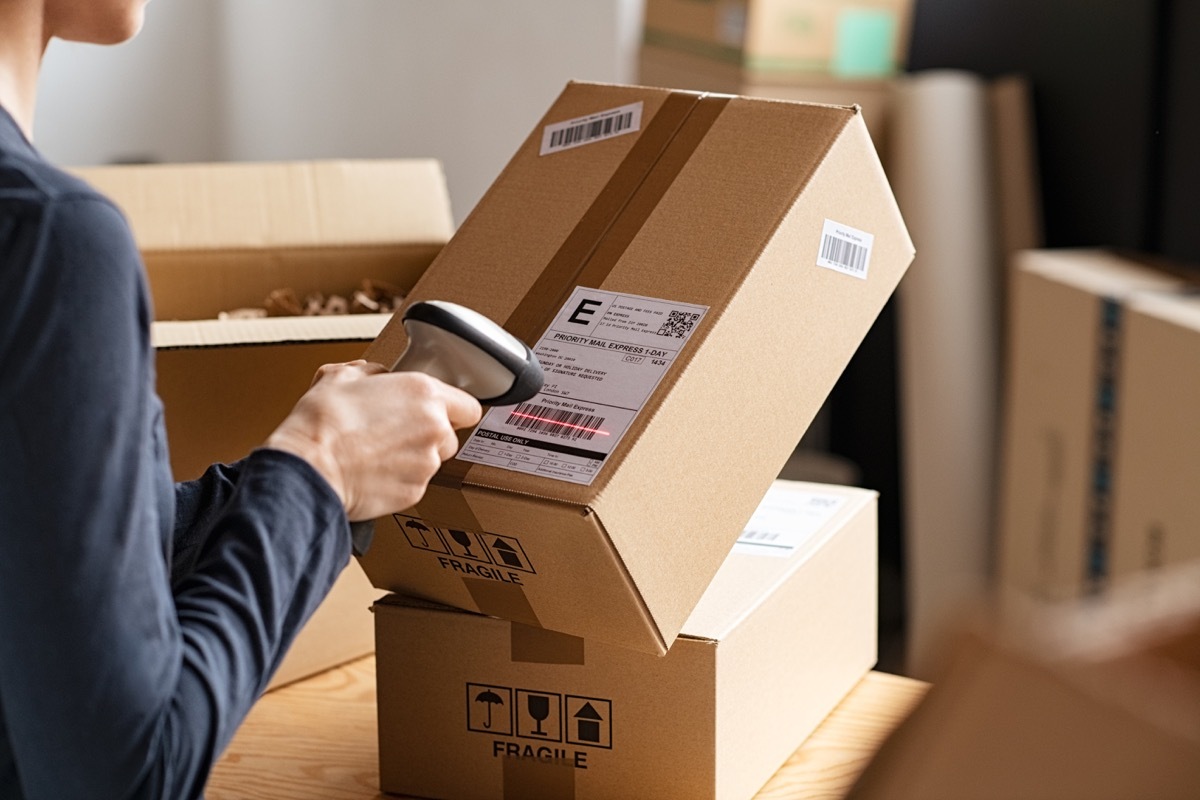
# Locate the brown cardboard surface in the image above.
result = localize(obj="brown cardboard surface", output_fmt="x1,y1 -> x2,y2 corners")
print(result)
642,0 -> 913,75
1110,291 -> 1200,582
358,81 -> 911,656
374,481 -> 878,800
847,564 -> 1200,800
75,159 -> 453,690
637,43 -> 893,161
72,160 -> 451,320
996,249 -> 1186,602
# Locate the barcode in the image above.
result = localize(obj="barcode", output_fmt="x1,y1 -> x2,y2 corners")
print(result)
506,402 -> 607,441
549,112 -> 634,150
541,102 -> 643,155
820,234 -> 868,274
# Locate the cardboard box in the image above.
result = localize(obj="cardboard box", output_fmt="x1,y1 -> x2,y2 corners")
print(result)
375,480 -> 879,800
357,81 -> 913,655
1109,290 -> 1200,582
846,564 -> 1200,800
75,159 -> 454,689
995,249 -> 1187,602
637,42 -> 893,161
643,0 -> 913,77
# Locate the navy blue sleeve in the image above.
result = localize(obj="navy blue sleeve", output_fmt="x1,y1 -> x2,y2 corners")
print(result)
0,189 -> 351,800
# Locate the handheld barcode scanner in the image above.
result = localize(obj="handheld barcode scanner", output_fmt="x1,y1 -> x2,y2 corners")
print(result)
391,300 -> 543,406
351,301 -> 543,557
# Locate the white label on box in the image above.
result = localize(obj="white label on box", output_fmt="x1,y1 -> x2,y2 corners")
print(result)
540,102 -> 643,156
733,490 -> 848,558
816,218 -> 874,280
456,287 -> 708,485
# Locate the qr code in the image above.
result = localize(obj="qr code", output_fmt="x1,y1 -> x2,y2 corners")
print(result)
657,310 -> 700,338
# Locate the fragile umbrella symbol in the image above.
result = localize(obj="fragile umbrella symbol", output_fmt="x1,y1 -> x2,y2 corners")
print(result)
475,690 -> 505,728
405,520 -> 431,546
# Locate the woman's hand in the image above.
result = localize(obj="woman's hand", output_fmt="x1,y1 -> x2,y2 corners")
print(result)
264,360 -> 482,520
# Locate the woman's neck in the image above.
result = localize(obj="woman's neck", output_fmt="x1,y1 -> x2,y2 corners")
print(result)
0,4 -> 47,140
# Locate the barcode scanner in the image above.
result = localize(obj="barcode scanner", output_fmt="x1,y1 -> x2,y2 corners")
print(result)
350,301 -> 543,557
391,300 -> 543,406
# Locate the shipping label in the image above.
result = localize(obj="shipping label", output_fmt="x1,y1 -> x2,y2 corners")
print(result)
733,489 -> 848,558
456,287 -> 708,485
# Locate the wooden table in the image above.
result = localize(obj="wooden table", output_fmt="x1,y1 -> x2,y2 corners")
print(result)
207,657 -> 927,799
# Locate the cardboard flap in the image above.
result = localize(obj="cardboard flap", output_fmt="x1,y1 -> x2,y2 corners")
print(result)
152,314 -> 389,349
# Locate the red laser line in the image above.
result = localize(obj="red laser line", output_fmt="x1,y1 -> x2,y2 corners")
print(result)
509,411 -> 611,436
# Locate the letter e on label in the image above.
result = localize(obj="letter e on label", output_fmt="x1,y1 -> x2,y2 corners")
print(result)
568,298 -> 603,325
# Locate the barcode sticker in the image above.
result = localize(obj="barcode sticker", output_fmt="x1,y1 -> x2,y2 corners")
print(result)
733,489 -> 848,558
540,102 -> 643,155
816,219 -> 874,280
505,402 -> 607,442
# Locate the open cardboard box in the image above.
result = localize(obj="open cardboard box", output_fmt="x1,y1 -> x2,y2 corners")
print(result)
74,159 -> 454,689
375,480 -> 879,800
357,81 -> 913,655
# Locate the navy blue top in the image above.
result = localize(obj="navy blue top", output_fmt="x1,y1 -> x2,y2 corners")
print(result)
0,106 -> 352,799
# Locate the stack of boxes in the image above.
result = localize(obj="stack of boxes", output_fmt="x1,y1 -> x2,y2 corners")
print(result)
357,81 -> 914,797
86,79 -> 915,796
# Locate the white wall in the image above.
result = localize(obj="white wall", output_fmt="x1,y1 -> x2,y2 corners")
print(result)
34,1 -> 222,166
33,0 -> 646,225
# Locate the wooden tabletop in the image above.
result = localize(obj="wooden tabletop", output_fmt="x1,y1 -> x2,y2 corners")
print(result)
207,657 -> 927,799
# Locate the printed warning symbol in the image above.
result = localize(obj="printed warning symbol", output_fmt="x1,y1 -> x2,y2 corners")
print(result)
394,514 -> 449,554
565,696 -> 612,749
466,683 -> 513,736
444,528 -> 493,563
483,534 -> 535,574
515,690 -> 562,742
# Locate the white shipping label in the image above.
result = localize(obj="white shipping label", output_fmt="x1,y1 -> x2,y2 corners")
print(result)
816,218 -> 874,280
540,102 -> 643,156
456,287 -> 708,485
733,490 -> 848,558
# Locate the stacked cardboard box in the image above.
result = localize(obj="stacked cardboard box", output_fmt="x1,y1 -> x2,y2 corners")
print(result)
996,249 -> 1197,603
75,159 -> 454,689
359,80 -> 913,797
375,480 -> 879,799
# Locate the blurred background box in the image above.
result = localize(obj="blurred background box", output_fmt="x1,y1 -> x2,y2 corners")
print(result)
996,249 -> 1187,604
1110,290 -> 1200,585
642,0 -> 913,77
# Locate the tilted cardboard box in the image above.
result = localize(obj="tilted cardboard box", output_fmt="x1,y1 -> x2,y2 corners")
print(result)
75,159 -> 454,689
995,249 -> 1189,602
375,481 -> 879,800
358,81 -> 913,655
